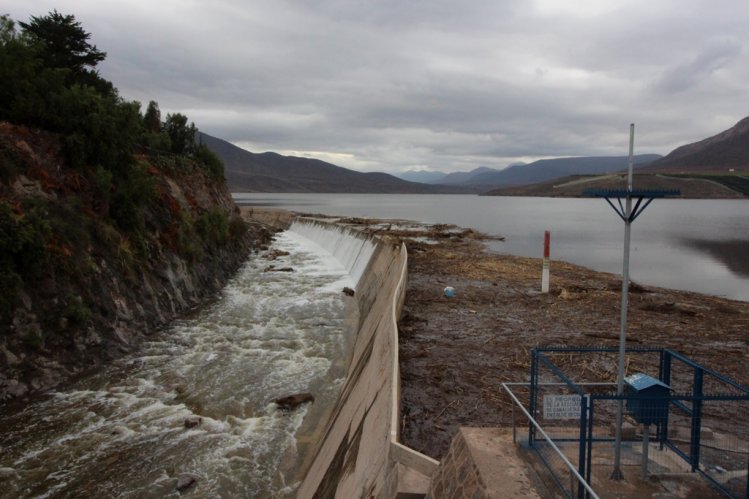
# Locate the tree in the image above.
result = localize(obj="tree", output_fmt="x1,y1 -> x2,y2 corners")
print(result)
164,113 -> 197,155
19,10 -> 105,73
0,14 -> 16,44
19,10 -> 111,93
143,101 -> 161,134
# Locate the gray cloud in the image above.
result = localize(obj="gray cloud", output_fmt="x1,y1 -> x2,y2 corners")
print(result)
5,0 -> 749,173
654,38 -> 743,93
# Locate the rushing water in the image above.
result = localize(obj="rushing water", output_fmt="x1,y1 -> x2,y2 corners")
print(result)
235,193 -> 749,302
0,231 -> 356,498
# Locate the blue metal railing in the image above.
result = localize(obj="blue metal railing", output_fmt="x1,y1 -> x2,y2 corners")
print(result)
525,346 -> 749,498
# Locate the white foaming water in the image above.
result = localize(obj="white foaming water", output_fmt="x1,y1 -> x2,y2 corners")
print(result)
289,220 -> 376,288
0,230 -> 357,498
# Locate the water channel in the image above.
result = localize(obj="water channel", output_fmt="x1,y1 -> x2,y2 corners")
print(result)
0,230 -> 356,498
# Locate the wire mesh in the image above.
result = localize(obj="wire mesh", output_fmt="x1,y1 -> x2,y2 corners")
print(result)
504,383 -> 598,499
523,347 -> 749,498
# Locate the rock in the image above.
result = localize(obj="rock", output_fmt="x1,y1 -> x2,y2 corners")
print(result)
175,473 -> 199,492
609,421 -> 636,440
225,447 -> 252,459
275,393 -> 315,411
265,249 -> 290,260
0,467 -> 19,479
6,379 -> 29,398
113,327 -> 131,346
1,346 -> 21,366
264,265 -> 294,272
85,329 -> 102,346
342,287 -> 355,297
19,291 -> 32,310
184,417 -> 202,429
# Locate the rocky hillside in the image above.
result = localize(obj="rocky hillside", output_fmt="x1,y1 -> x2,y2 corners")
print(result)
0,122 -> 271,400
0,11 -> 276,400
642,116 -> 749,172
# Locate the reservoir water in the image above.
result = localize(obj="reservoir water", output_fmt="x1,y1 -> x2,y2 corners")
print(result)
0,230 -> 356,498
235,193 -> 749,302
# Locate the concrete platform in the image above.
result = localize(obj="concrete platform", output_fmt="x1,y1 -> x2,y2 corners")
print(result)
427,427 -> 547,498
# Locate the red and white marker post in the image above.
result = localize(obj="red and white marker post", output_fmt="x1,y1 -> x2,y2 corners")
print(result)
541,230 -> 550,293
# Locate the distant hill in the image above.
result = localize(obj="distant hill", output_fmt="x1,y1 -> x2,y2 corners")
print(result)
432,166 -> 500,185
483,173 -> 747,198
199,133 -> 469,193
464,155 -> 661,190
641,117 -> 749,173
396,170 -> 447,184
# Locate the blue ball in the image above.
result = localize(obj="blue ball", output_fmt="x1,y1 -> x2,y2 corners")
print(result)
443,286 -> 455,298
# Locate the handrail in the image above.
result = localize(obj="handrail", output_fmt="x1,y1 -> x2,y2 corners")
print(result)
502,382 -> 600,499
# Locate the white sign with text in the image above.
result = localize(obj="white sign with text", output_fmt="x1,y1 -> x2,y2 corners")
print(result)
543,395 -> 581,419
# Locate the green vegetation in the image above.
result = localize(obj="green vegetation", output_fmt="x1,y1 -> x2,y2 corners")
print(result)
0,11 -> 245,335
0,11 -> 224,177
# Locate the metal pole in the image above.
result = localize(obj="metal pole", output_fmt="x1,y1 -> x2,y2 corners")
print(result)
611,123 -> 635,480
642,424 -> 650,479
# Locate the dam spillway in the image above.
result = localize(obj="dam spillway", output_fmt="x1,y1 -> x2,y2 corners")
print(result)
1,215 -> 436,498
0,227 -> 364,498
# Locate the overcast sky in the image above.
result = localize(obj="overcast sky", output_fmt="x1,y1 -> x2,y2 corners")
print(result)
6,1 -> 749,174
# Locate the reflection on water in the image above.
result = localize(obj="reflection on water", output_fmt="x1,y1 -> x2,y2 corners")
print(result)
682,239 -> 749,277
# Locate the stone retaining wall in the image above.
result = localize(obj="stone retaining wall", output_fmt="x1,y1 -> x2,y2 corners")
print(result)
427,428 -> 542,499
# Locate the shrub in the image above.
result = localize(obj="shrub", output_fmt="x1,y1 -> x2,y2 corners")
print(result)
1,201 -> 52,280
65,294 -> 91,327
228,216 -> 247,244
109,160 -> 156,234
194,143 -> 224,179
195,209 -> 229,248
0,269 -> 22,329
21,326 -> 44,350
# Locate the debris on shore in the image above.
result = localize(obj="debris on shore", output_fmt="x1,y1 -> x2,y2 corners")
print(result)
324,216 -> 749,460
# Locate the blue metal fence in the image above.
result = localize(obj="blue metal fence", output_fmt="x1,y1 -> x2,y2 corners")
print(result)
525,346 -> 749,499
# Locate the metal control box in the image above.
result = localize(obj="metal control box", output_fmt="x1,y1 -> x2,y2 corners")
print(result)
624,373 -> 670,425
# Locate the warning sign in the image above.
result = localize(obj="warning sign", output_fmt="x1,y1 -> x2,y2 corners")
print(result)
543,395 -> 581,419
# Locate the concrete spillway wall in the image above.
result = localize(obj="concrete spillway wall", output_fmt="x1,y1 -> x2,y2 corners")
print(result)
288,220 -> 378,289
242,209 -> 438,498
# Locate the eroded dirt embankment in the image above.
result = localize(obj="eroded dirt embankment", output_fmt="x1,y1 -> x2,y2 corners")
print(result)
329,218 -> 749,460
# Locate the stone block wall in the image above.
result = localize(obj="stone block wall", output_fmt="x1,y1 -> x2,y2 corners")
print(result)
427,428 -> 542,499
427,429 -> 490,499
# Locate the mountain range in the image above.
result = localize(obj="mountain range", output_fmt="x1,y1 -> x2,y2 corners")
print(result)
199,133 -> 471,194
436,156 -> 661,188
484,117 -> 749,198
641,116 -> 749,173
204,116 -> 749,195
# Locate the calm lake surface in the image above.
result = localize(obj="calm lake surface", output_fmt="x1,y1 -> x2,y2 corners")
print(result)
234,193 -> 749,302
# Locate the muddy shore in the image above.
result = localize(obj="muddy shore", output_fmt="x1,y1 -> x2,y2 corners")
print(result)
325,217 -> 749,461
